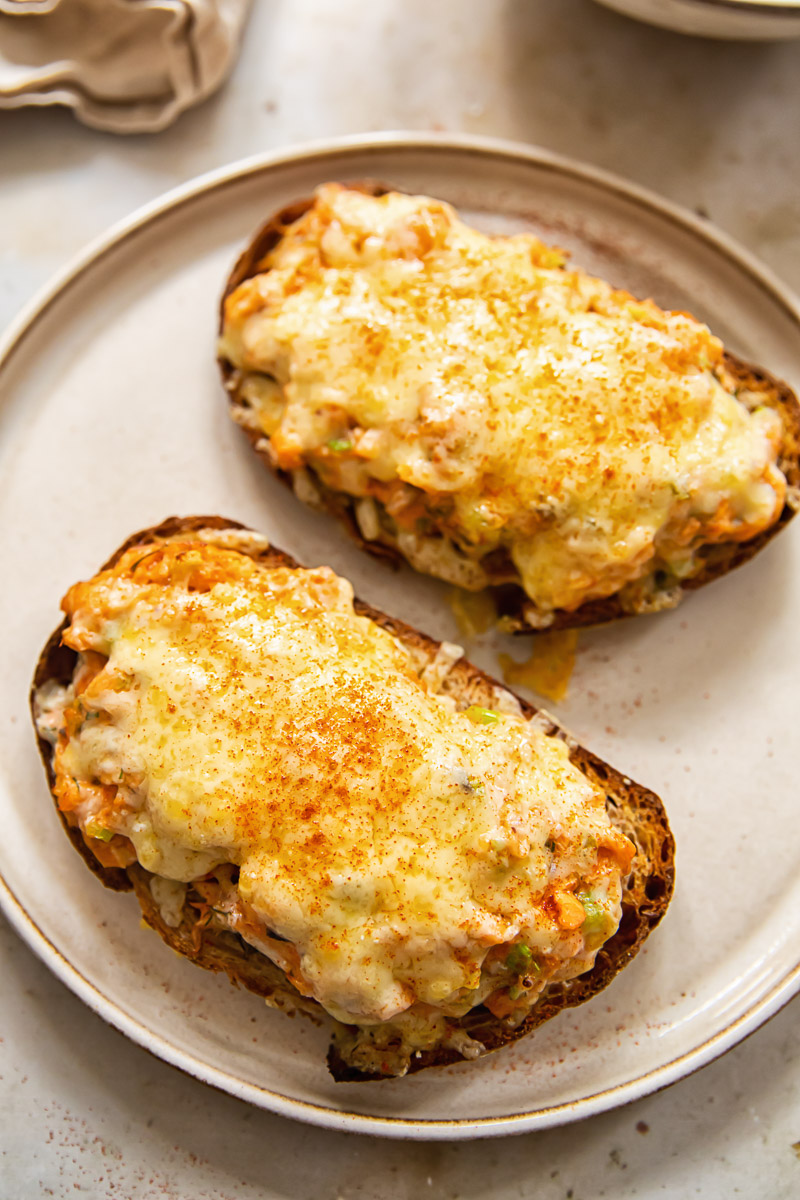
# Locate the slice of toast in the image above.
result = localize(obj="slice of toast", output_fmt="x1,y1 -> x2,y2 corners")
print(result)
218,185 -> 800,635
31,516 -> 676,1080
31,516 -> 674,1081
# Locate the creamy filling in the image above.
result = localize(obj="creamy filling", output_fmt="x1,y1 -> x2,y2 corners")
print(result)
220,184 -> 786,616
36,533 -> 632,1055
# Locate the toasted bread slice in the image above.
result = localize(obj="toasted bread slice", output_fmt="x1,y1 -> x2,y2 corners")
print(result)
31,516 -> 674,1081
218,185 -> 800,634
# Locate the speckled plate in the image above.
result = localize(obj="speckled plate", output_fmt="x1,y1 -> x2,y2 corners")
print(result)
1,133 -> 799,1140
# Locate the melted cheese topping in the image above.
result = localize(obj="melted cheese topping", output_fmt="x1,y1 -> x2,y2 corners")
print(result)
43,536 -> 632,1030
220,185 -> 786,616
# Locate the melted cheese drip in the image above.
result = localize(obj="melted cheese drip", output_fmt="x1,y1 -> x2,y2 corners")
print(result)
220,185 -> 786,615
54,539 -> 628,1027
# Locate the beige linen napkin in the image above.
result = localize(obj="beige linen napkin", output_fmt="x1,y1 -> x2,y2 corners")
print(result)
0,0 -> 252,132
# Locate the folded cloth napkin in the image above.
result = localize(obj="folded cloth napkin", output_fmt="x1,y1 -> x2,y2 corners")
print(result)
0,0 -> 252,131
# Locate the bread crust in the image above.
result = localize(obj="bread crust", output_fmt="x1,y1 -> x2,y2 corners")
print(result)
218,185 -> 800,634
31,515 -> 674,1081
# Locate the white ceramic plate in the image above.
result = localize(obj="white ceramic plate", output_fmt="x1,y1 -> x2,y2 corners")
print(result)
594,0 -> 800,40
2,133 -> 800,1140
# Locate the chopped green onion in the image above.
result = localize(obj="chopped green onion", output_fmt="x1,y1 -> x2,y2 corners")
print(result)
327,438 -> 352,453
505,944 -> 532,973
545,838 -> 556,852
466,775 -> 485,796
508,958 -> 540,1000
465,706 -> 499,725
86,821 -> 114,843
578,891 -> 606,934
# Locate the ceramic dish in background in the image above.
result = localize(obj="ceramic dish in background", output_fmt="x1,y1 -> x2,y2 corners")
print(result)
1,133 -> 800,1139
595,0 -> 800,38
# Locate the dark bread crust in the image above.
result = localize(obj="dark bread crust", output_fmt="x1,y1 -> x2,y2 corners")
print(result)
218,185 -> 800,634
31,515 -> 674,1081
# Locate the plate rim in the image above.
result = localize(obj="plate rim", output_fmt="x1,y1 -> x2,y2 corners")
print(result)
3,130 -> 800,369
2,130 -> 800,1140
3,865 -> 800,1141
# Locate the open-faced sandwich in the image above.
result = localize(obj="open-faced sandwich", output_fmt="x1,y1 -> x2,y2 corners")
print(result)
218,184 -> 800,633
32,517 -> 673,1080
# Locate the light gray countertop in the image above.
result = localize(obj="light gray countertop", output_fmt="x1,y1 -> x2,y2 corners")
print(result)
2,2 -> 800,1195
